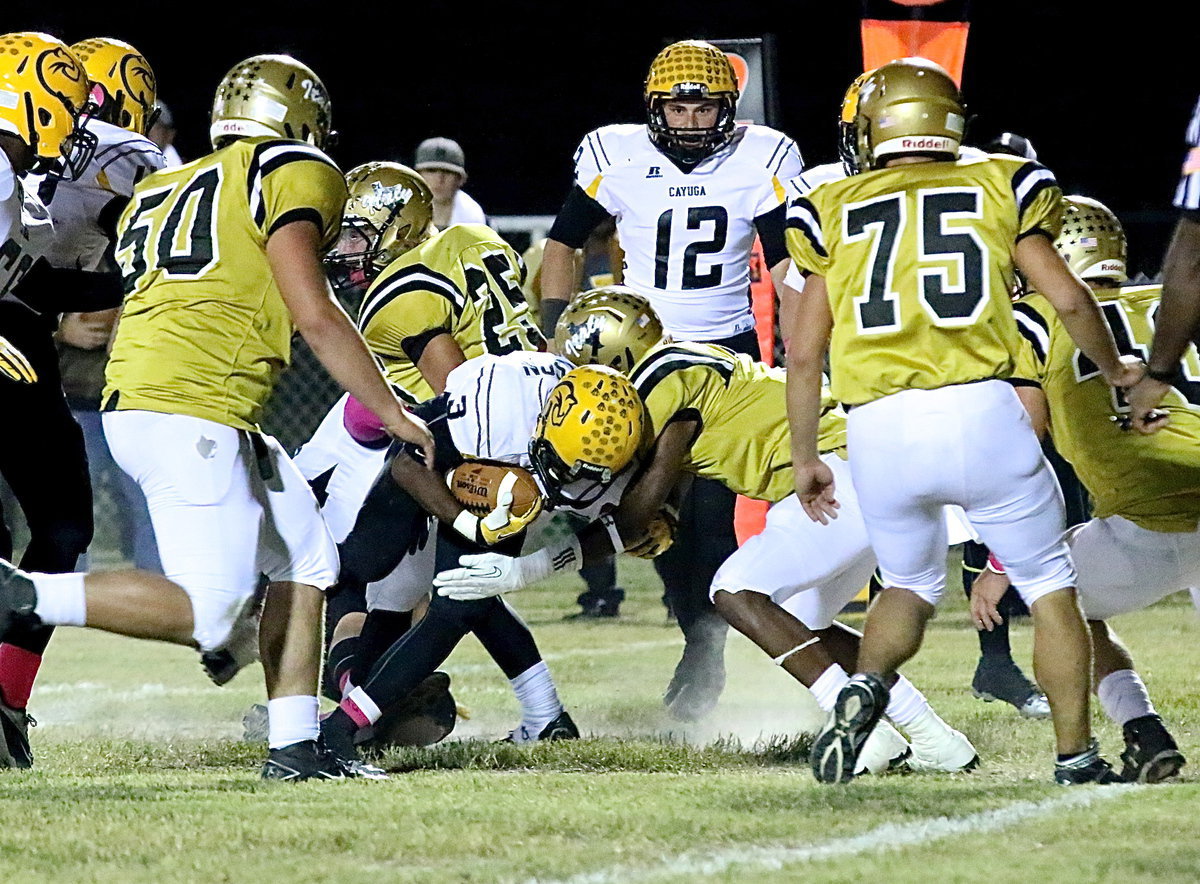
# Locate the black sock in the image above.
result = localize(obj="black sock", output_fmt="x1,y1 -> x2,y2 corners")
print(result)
358,609 -> 414,674
325,636 -> 362,699
360,597 -> 471,712
325,705 -> 358,736
977,619 -> 1012,659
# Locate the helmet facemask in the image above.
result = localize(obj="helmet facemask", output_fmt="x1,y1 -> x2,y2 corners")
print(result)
643,40 -> 740,169
528,365 -> 645,510
647,92 -> 737,167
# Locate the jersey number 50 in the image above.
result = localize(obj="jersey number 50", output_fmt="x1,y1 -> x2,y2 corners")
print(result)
116,167 -> 222,293
845,188 -> 989,333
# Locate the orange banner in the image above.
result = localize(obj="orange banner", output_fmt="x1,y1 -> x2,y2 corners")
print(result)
861,19 -> 969,83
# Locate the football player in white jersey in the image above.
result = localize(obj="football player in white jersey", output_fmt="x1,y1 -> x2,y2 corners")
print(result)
318,357 -> 641,760
0,37 -> 166,768
0,32 -> 112,769
540,40 -> 804,718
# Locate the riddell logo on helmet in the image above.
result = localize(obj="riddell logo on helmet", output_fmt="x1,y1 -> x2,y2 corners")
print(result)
1100,262 -> 1123,271
900,137 -> 955,150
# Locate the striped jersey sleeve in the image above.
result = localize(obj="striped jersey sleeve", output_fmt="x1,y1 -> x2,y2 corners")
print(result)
1174,95 -> 1200,211
94,135 -> 166,197
1010,161 -> 1063,240
1010,298 -> 1052,384
247,140 -> 346,249
572,128 -> 615,193
784,194 -> 829,276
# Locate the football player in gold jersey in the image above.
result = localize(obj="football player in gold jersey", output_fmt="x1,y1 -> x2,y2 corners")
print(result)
786,59 -> 1141,784
436,287 -> 979,775
297,161 -> 560,747
970,196 -> 1189,782
0,54 -> 433,781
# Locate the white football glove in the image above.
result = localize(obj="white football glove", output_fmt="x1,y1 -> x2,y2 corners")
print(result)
451,471 -> 544,546
434,536 -> 583,601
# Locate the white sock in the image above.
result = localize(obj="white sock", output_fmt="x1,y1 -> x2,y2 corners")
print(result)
510,661 -> 561,728
1097,669 -> 1156,726
809,664 -> 850,713
31,572 -> 87,627
267,695 -> 320,749
884,675 -> 932,727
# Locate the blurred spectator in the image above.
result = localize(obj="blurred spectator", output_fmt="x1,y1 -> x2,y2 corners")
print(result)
415,137 -> 486,228
148,100 -> 182,167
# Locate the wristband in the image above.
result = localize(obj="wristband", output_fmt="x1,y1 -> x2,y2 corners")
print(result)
545,535 -> 583,573
985,553 -> 1006,575
452,510 -> 479,541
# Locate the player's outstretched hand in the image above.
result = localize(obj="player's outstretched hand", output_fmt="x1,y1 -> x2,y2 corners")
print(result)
794,458 -> 838,524
0,334 -> 36,384
1125,375 -> 1173,435
386,410 -> 436,468
970,567 -> 1011,632
435,553 -> 526,600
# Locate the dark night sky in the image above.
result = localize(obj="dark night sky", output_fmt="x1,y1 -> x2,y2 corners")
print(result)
14,0 -> 1200,272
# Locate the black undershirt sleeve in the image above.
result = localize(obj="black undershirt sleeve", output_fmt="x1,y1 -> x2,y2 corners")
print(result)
13,260 -> 124,314
547,185 -> 612,250
754,203 -> 789,269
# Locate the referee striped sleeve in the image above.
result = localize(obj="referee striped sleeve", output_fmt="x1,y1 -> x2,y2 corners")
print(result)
1173,95 -> 1200,210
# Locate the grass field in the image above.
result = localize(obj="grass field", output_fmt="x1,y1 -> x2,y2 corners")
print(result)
4,557 -> 1200,883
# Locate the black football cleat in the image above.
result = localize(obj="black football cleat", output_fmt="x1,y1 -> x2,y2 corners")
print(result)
971,656 -> 1051,719
505,710 -> 580,743
1054,741 -> 1125,785
663,615 -> 728,721
1119,715 -> 1186,784
811,673 -> 890,784
261,739 -> 348,782
0,698 -> 34,769
365,672 -> 459,750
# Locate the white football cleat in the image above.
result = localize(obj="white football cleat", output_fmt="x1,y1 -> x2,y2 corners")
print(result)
903,708 -> 979,772
853,718 -> 911,775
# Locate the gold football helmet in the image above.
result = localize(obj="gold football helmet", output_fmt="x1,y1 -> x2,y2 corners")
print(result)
327,162 -> 434,287
0,32 -> 96,177
644,40 -> 739,165
530,365 -> 645,508
849,57 -> 965,173
70,37 -> 157,134
837,68 -> 876,175
555,286 -> 665,374
1055,196 -> 1128,283
210,54 -> 333,150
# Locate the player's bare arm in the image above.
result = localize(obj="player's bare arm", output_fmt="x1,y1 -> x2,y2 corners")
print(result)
268,219 -> 434,465
415,332 -> 467,395
785,274 -> 837,524
538,239 -> 582,342
1129,216 -> 1200,431
1015,234 -> 1138,390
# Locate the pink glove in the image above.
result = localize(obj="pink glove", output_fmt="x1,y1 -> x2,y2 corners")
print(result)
342,396 -> 388,444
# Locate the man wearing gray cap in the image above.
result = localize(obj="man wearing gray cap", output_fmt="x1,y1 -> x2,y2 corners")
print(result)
415,137 -> 487,229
